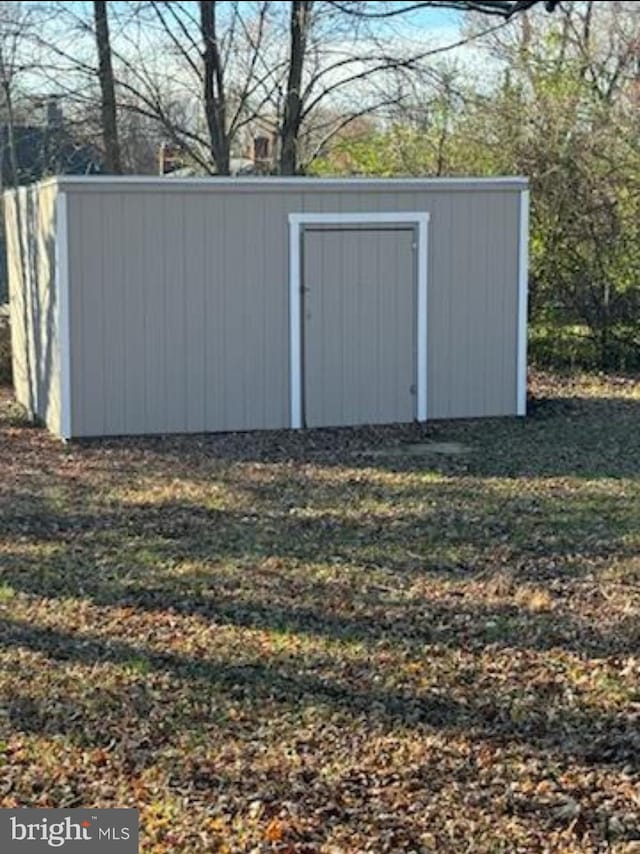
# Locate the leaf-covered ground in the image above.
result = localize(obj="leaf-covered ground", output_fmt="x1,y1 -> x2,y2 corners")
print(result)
1,374 -> 639,853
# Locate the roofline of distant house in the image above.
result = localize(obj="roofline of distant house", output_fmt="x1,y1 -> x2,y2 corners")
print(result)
7,174 -> 528,195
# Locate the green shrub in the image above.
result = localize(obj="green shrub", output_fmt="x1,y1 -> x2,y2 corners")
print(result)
0,308 -> 11,386
529,324 -> 640,372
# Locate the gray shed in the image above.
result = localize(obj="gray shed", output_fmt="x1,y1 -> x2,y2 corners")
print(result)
5,175 -> 529,439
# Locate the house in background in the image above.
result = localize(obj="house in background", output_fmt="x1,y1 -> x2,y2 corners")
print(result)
0,98 -> 103,302
236,117 -> 279,174
159,117 -> 279,177
0,98 -> 102,188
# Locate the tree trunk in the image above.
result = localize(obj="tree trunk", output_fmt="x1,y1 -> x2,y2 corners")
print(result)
1,78 -> 19,189
93,0 -> 122,174
199,0 -> 229,175
0,39 -> 34,411
599,280 -> 611,370
280,1 -> 312,175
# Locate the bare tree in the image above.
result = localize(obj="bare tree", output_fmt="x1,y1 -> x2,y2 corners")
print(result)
0,2 -> 36,392
199,1 -> 229,174
281,1 -> 313,174
119,1 -> 286,174
326,1 -> 560,20
278,1 -> 531,174
0,1 -> 37,188
93,1 -> 121,173
0,31 -> 19,189
29,0 -> 565,178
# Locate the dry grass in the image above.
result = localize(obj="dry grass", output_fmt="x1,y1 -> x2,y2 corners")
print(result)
1,371 -> 639,852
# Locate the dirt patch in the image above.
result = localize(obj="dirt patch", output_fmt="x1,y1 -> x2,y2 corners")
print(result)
361,440 -> 472,457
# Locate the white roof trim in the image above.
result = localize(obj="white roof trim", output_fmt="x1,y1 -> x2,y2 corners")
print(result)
22,174 -> 528,194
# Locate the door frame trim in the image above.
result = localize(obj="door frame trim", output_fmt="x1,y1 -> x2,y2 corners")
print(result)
288,211 -> 430,429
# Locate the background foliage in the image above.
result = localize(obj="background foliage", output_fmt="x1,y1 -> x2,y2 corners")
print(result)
0,1 -> 638,372
312,5 -> 640,371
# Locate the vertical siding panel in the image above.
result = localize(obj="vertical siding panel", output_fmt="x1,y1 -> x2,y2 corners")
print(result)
445,194 -> 464,418
319,229 -> 336,423
341,230 -> 351,421
495,194 -> 510,414
239,205 -> 250,428
363,228 -> 379,418
6,185 -> 60,429
204,191 -> 220,430
82,194 -> 105,434
143,194 -> 167,431
426,194 -> 445,418
48,186 -> 61,434
5,193 -> 28,410
480,192 -> 505,415
495,194 -> 511,413
375,231 -> 383,420
263,193 -> 288,427
68,195 -> 84,433
184,195 -> 206,431
22,191 -> 34,415
462,193 -> 475,416
220,194 -> 244,429
22,191 -> 37,416
33,189 -> 44,419
478,194 -> 492,416
34,188 -> 44,418
164,193 -> 187,433
201,195 -> 210,430
372,191 -> 390,214
356,230 -> 371,418
484,194 -> 498,415
34,186 -> 59,432
340,229 -> 352,421
464,193 -> 479,416
470,194 -> 488,416
101,194 -> 126,435
282,194 -> 292,428
123,194 -> 146,434
503,194 -> 520,413
96,192 -> 106,435
378,227 -> 395,420
285,193 -> 303,426
245,196 -> 266,428
258,196 -> 269,427
421,189 -> 522,419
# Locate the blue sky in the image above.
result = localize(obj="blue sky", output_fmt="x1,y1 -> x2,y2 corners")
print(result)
408,5 -> 463,30
31,1 -> 464,33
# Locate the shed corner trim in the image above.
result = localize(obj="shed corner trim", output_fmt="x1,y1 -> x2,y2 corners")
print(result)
517,188 -> 530,416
